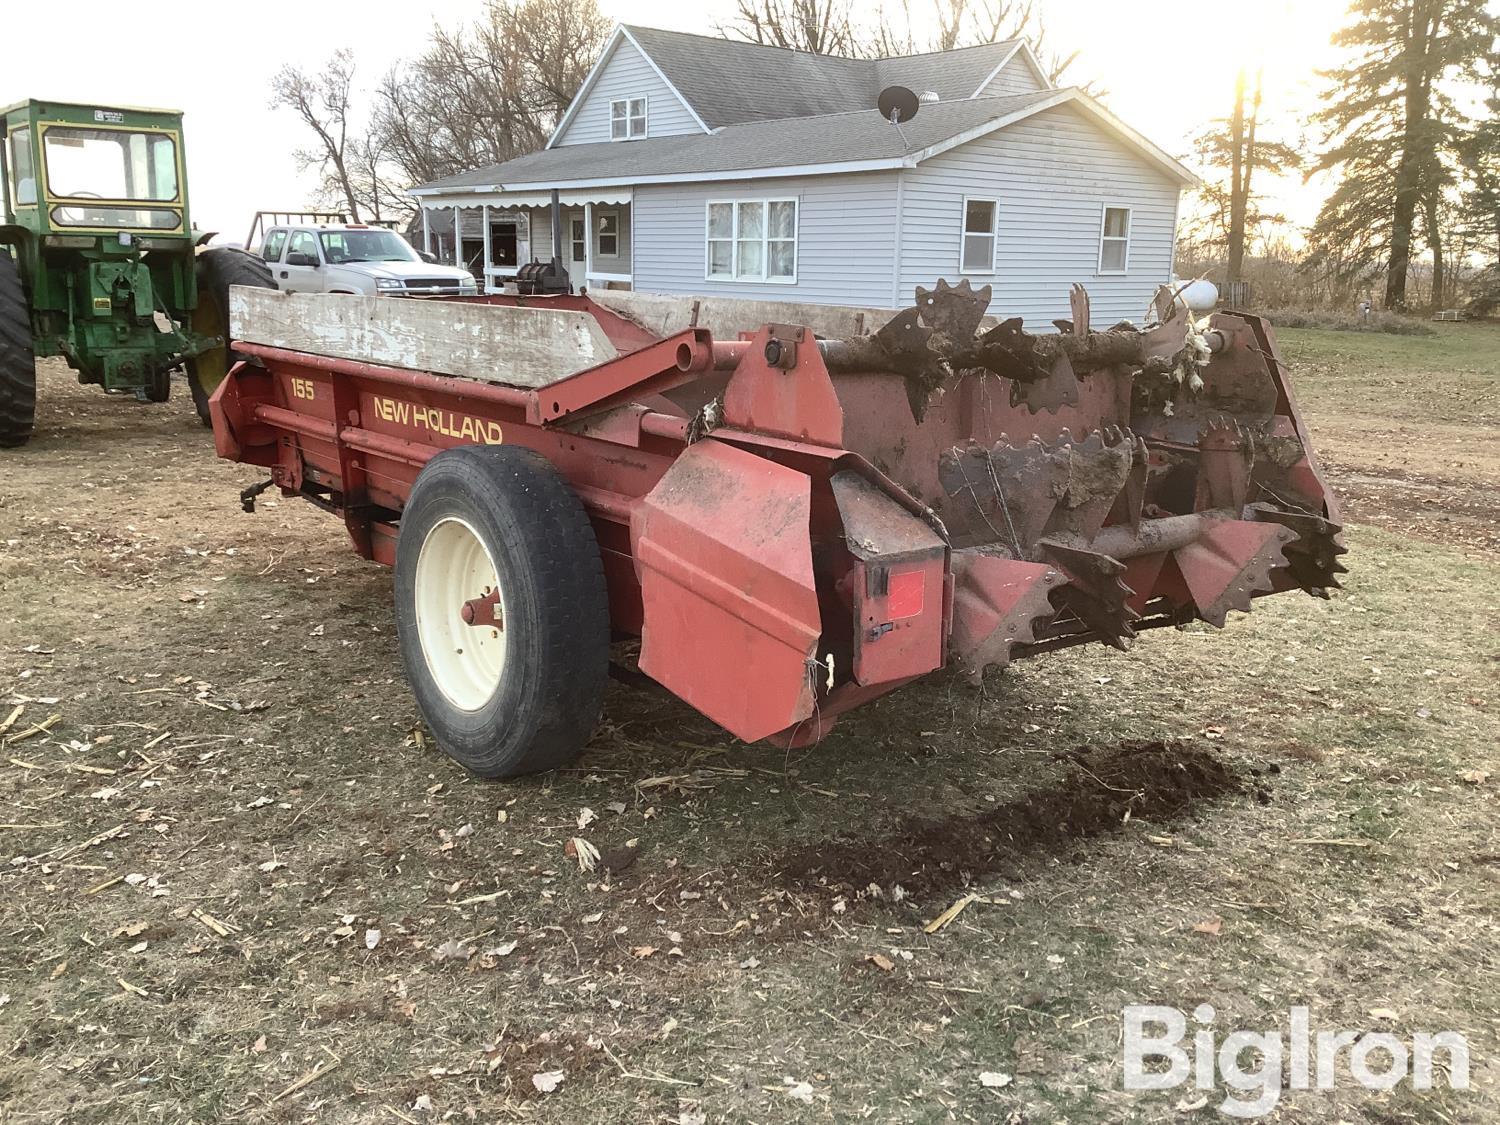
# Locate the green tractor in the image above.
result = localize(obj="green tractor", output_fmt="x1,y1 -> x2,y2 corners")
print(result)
0,98 -> 275,447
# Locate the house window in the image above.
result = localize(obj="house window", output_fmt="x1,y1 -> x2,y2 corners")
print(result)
570,217 -> 586,263
961,198 -> 997,272
610,98 -> 647,141
1099,206 -> 1131,273
706,199 -> 797,283
596,210 -> 620,258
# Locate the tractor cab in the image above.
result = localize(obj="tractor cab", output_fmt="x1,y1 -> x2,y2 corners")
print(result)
4,103 -> 188,238
0,100 -> 274,445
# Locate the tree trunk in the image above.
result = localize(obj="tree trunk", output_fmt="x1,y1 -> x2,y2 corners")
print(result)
1385,2 -> 1434,310
1426,189 -> 1445,308
332,158 -> 362,223
1226,69 -> 1248,285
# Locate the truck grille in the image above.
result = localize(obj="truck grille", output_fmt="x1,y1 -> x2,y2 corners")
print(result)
403,278 -> 465,292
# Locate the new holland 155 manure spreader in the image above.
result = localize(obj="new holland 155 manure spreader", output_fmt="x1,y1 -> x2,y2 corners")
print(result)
210,281 -> 1344,777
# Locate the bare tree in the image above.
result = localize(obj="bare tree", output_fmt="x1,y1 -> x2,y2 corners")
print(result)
270,50 -> 363,221
723,0 -> 1085,88
371,0 -> 608,191
730,0 -> 859,54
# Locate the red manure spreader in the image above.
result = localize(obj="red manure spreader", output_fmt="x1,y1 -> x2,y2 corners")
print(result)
211,281 -> 1344,777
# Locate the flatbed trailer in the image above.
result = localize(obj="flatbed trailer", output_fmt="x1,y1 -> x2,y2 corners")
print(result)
211,281 -> 1344,777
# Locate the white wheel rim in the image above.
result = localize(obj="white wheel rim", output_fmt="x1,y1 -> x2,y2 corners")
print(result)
413,516 -> 509,712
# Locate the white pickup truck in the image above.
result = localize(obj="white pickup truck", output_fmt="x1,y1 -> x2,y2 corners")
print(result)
258,223 -> 478,297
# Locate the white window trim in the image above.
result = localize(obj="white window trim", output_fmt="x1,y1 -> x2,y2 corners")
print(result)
959,195 -> 998,274
609,96 -> 648,142
1097,203 -> 1132,275
569,216 -> 586,264
595,208 -> 621,259
704,198 -> 799,285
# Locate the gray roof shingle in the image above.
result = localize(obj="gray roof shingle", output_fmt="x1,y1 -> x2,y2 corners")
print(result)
621,26 -> 1021,127
416,90 -> 1058,193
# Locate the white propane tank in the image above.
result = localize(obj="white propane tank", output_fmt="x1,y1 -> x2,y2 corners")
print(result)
1173,278 -> 1219,312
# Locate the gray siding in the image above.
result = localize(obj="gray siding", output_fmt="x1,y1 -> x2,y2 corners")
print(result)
632,171 -> 901,307
975,54 -> 1046,96
898,103 -> 1181,327
554,38 -> 703,147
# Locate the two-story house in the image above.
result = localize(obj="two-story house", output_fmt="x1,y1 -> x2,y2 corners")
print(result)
410,24 -> 1196,327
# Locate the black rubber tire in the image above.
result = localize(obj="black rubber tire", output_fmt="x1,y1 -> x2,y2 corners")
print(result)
187,248 -> 276,426
0,252 -> 36,449
394,444 -> 610,778
143,366 -> 171,403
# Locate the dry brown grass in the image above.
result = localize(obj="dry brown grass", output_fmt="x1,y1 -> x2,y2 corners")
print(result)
0,333 -> 1496,1122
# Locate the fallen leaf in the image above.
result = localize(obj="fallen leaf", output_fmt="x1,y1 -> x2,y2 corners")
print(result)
1369,1007 -> 1399,1021
577,807 -> 597,830
251,1035 -> 267,1053
531,1070 -> 565,1094
112,921 -> 148,939
631,945 -> 657,959
865,953 -> 895,973
257,859 -> 285,873
1459,769 -> 1489,785
365,929 -> 382,950
412,1093 -> 434,1113
1193,917 -> 1223,937
434,939 -> 472,963
783,1079 -> 814,1104
565,836 -> 601,872
979,1071 -> 1013,1089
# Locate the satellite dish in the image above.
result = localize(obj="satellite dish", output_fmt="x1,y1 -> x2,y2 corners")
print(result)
877,85 -> 920,124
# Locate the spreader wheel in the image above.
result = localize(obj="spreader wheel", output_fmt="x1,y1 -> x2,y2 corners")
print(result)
187,248 -> 276,426
0,251 -> 37,449
394,445 -> 609,778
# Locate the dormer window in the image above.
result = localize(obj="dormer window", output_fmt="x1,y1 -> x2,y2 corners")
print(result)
610,98 -> 647,141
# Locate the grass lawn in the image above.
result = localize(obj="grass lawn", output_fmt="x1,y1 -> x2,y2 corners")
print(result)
0,322 -> 1496,1123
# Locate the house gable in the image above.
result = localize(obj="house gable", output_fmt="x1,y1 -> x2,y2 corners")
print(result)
549,27 -> 708,149
971,42 -> 1050,97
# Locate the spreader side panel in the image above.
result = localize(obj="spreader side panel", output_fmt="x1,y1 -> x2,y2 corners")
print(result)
632,439 -> 821,742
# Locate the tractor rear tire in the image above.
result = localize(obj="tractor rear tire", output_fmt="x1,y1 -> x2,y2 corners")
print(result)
187,248 -> 275,426
0,252 -> 36,449
393,445 -> 609,779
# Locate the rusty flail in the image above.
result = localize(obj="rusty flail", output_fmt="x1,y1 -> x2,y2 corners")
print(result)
840,279 -> 1210,419
1038,539 -> 1141,650
1195,415 -> 1257,511
939,426 -> 1147,552
1247,503 -> 1349,596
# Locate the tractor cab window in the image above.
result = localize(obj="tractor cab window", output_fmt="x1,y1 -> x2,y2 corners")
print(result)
41,126 -> 181,230
43,127 -> 178,201
7,129 -> 36,206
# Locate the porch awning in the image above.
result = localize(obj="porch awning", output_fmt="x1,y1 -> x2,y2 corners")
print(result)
422,189 -> 631,209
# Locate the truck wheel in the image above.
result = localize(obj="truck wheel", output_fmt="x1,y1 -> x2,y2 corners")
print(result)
394,445 -> 609,778
0,252 -> 36,449
187,248 -> 275,426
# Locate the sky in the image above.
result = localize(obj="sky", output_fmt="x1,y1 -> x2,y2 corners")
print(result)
4,0 -> 1357,242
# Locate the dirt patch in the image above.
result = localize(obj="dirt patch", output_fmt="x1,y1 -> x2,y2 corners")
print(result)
771,740 -> 1249,901
1325,461 -> 1500,557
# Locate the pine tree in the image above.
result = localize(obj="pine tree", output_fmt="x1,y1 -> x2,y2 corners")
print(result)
1310,0 -> 1498,309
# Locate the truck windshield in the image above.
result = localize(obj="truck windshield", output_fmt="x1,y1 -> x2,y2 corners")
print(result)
320,230 -> 418,264
42,127 -> 179,201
